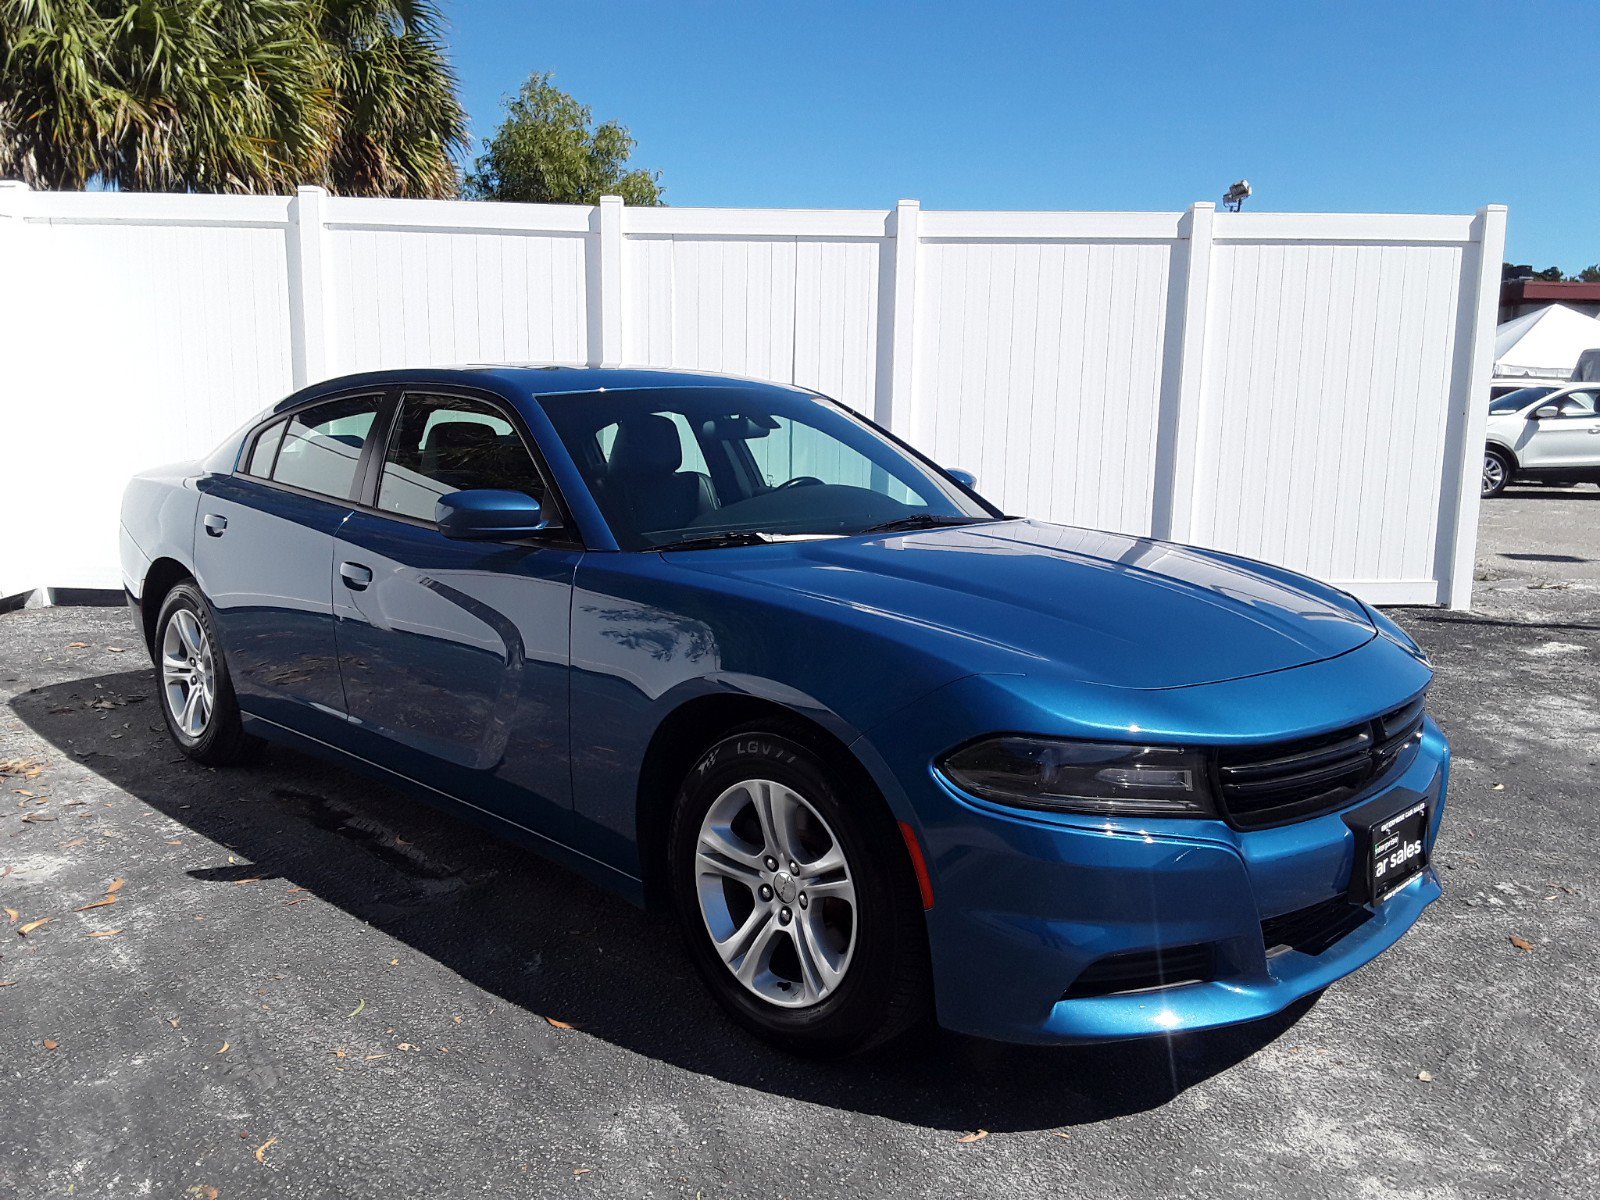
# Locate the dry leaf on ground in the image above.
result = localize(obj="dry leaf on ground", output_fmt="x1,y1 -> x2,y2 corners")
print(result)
18,918 -> 52,936
957,1129 -> 989,1144
1509,935 -> 1535,952
75,896 -> 118,912
43,1039 -> 58,1050
545,1016 -> 574,1030
4,908 -> 17,926
253,1137 -> 277,1164
106,878 -> 125,894
85,929 -> 122,938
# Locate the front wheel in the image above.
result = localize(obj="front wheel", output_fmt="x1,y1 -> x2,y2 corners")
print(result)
668,724 -> 931,1056
1482,449 -> 1512,498
154,582 -> 261,766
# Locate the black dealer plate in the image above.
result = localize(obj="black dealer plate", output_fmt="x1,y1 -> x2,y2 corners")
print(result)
1367,800 -> 1428,901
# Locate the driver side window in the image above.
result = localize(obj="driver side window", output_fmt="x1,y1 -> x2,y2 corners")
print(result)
376,392 -> 546,523
1556,390 -> 1599,417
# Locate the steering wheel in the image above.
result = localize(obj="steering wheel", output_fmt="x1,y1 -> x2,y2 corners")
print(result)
774,476 -> 825,490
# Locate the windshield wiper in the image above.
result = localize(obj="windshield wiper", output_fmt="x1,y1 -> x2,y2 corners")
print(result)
855,514 -> 993,535
653,530 -> 782,551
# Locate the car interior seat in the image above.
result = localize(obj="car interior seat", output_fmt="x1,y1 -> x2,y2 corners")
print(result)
603,413 -> 719,532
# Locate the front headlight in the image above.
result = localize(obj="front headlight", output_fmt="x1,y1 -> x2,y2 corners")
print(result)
939,737 -> 1216,818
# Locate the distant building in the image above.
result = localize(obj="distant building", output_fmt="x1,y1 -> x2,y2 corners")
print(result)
1500,279 -> 1600,323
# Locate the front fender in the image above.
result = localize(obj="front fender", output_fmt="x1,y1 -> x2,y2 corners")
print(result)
565,556 -> 971,878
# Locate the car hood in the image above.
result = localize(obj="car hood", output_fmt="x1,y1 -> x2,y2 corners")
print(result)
671,520 -> 1376,690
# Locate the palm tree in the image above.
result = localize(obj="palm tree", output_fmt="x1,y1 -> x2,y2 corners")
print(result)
316,0 -> 468,199
0,0 -> 466,196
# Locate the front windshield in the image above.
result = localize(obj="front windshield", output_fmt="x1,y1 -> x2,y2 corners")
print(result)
1489,386 -> 1558,414
537,386 -> 1000,549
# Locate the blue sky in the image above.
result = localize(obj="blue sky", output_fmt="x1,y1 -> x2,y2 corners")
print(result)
445,1 -> 1599,270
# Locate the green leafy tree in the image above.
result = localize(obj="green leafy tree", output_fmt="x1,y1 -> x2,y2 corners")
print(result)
315,0 -> 469,198
1533,265 -> 1567,282
465,71 -> 663,205
1577,264 -> 1600,284
0,0 -> 467,197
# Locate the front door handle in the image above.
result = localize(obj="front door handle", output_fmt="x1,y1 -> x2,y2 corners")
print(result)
203,514 -> 228,537
340,562 -> 373,591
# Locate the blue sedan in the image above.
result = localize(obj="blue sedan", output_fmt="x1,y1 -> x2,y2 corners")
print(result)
120,366 -> 1447,1054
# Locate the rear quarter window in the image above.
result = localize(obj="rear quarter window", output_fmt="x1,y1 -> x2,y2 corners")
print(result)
244,420 -> 286,477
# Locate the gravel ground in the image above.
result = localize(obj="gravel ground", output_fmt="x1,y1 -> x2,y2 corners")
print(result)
2,491 -> 1597,1199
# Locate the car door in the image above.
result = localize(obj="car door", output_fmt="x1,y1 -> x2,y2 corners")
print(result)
195,391 -> 384,741
330,388 -> 580,841
1519,389 -> 1600,468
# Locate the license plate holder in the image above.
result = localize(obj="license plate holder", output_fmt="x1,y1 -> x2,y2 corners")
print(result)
1345,796 -> 1430,905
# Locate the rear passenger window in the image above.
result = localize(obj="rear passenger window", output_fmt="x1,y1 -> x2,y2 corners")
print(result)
271,396 -> 380,500
245,420 -> 286,477
376,392 -> 546,523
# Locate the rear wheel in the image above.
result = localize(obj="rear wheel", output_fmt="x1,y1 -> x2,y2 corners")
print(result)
1482,448 -> 1512,498
154,582 -> 260,766
668,724 -> 931,1056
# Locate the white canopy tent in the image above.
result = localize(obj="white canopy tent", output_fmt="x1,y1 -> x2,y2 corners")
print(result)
1493,303 -> 1600,380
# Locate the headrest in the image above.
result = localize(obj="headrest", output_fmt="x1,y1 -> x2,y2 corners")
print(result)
609,414 -> 683,475
422,421 -> 497,470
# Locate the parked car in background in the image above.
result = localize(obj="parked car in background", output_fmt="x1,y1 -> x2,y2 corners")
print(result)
120,366 -> 1447,1055
1483,384 -> 1600,497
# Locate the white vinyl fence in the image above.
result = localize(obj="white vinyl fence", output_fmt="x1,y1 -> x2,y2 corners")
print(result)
0,183 -> 1504,607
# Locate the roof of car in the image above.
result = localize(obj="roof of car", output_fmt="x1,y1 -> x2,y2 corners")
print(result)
276,365 -> 813,413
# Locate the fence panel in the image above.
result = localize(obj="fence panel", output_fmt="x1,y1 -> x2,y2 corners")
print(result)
0,185 -> 1504,608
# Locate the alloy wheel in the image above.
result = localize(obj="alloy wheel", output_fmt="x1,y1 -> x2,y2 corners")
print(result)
693,778 -> 857,1008
1482,453 -> 1506,496
161,608 -> 216,739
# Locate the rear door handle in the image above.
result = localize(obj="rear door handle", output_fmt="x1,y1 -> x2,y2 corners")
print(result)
340,562 -> 373,591
203,514 -> 227,537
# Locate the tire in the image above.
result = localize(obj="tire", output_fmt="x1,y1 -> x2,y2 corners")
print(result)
668,722 -> 931,1056
1482,448 -> 1512,498
153,581 -> 261,766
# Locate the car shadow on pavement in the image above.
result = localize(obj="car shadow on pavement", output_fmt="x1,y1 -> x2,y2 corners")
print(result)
1498,485 -> 1600,500
11,668 -> 1315,1135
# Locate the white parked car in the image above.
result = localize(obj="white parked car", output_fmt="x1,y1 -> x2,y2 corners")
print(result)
1483,384 -> 1600,497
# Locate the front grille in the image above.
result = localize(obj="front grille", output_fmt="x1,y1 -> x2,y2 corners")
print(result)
1062,942 -> 1216,999
1262,895 -> 1371,957
1214,694 -> 1426,829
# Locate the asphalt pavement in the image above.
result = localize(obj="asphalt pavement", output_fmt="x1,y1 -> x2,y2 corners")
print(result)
2,488 -> 1596,1198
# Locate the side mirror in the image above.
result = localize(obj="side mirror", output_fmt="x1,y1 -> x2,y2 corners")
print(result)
1532,404 -> 1561,420
436,489 -> 562,540
945,467 -> 979,489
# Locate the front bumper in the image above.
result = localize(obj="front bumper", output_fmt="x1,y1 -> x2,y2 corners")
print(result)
856,663 -> 1449,1045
